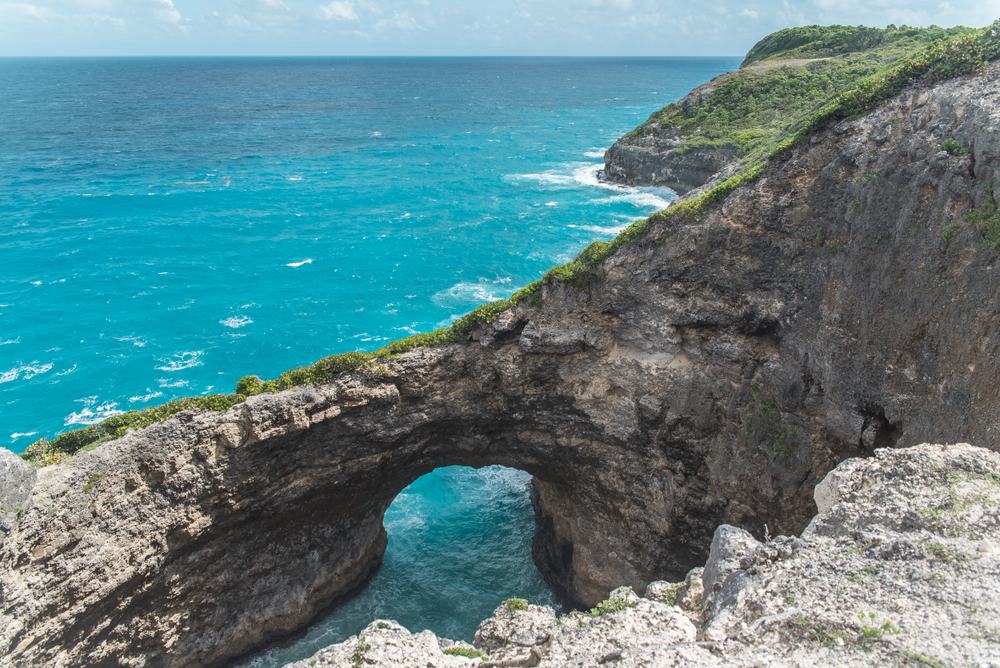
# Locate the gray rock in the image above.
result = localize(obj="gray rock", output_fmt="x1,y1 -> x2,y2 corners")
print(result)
700,525 -> 761,613
0,449 -> 35,534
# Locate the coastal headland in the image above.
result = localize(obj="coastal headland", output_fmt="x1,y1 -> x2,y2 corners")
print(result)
3,21 -> 1000,668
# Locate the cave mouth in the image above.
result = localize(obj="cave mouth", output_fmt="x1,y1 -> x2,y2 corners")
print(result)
241,465 -> 558,668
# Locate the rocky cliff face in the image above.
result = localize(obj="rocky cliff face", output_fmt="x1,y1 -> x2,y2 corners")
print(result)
2,64 -> 999,668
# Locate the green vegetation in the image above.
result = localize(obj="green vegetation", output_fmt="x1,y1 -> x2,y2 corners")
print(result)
858,612 -> 899,641
654,584 -> 681,606
502,598 -> 529,612
588,589 -> 637,617
940,138 -> 968,155
942,222 -> 962,243
82,473 -> 107,494
21,20 -> 1000,468
742,24 -> 974,66
443,648 -> 486,659
966,184 -> 1000,249
625,23 -> 984,171
351,636 -> 371,668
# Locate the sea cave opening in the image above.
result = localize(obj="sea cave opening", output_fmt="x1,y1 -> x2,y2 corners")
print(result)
241,465 -> 558,668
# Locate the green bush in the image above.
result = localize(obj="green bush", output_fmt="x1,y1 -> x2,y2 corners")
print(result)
966,184 -> 1000,249
941,138 -> 968,155
942,222 -> 962,243
741,23 -> 974,67
503,598 -> 529,612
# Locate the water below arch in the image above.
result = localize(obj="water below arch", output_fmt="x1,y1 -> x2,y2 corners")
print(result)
242,465 -> 555,667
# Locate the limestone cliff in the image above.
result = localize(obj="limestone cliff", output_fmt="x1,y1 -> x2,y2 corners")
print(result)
2,59 -> 1000,668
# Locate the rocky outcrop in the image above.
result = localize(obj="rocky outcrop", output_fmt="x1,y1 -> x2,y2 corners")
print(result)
290,442 -> 1000,667
3,63 -> 1000,668
0,450 -> 35,536
602,76 -> 738,193
602,140 -> 736,194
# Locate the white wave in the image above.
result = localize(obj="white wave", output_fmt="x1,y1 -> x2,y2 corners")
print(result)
116,335 -> 147,347
546,202 -> 558,207
0,338 -> 19,345
584,150 -> 607,158
569,223 -> 632,235
65,398 -> 123,426
432,277 -> 513,308
10,432 -> 36,441
156,351 -> 204,372
157,378 -> 189,388
571,163 -> 610,188
286,259 -> 313,267
55,365 -> 77,376
129,390 -> 164,403
31,281 -> 41,286
589,190 -> 673,210
220,315 -> 253,328
510,171 -> 576,186
0,363 -> 53,384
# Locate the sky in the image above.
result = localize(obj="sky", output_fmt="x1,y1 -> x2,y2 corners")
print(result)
0,0 -> 998,57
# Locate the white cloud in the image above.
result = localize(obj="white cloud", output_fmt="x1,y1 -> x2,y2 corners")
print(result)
0,2 -> 63,21
741,7 -> 759,18
156,0 -> 180,23
320,0 -> 357,20
393,10 -> 417,29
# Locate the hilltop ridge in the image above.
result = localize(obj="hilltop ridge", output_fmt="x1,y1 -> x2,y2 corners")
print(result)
602,23 -> 977,193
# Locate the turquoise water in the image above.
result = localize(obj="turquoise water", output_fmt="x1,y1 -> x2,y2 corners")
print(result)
242,465 -> 549,667
0,56 -> 740,661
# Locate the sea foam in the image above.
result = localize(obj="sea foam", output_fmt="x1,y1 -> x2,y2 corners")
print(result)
156,351 -> 204,372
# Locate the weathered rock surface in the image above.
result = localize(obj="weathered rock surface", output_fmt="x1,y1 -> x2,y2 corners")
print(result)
0,449 -> 35,536
291,443 -> 1000,667
2,63 -> 1000,668
602,140 -> 736,194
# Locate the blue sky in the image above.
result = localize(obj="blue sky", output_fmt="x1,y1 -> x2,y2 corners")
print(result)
1,0 -> 998,56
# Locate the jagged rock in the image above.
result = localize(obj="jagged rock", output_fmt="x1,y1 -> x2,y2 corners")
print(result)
3,62 -> 1000,668
699,525 -> 761,616
474,602 -> 556,660
287,620 -> 476,668
0,449 -> 35,537
813,457 -> 863,513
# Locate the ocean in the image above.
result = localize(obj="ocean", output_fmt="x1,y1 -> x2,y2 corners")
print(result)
0,56 -> 741,664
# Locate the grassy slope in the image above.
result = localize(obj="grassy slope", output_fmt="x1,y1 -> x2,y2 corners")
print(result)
24,20 -> 1000,466
622,24 -> 974,170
